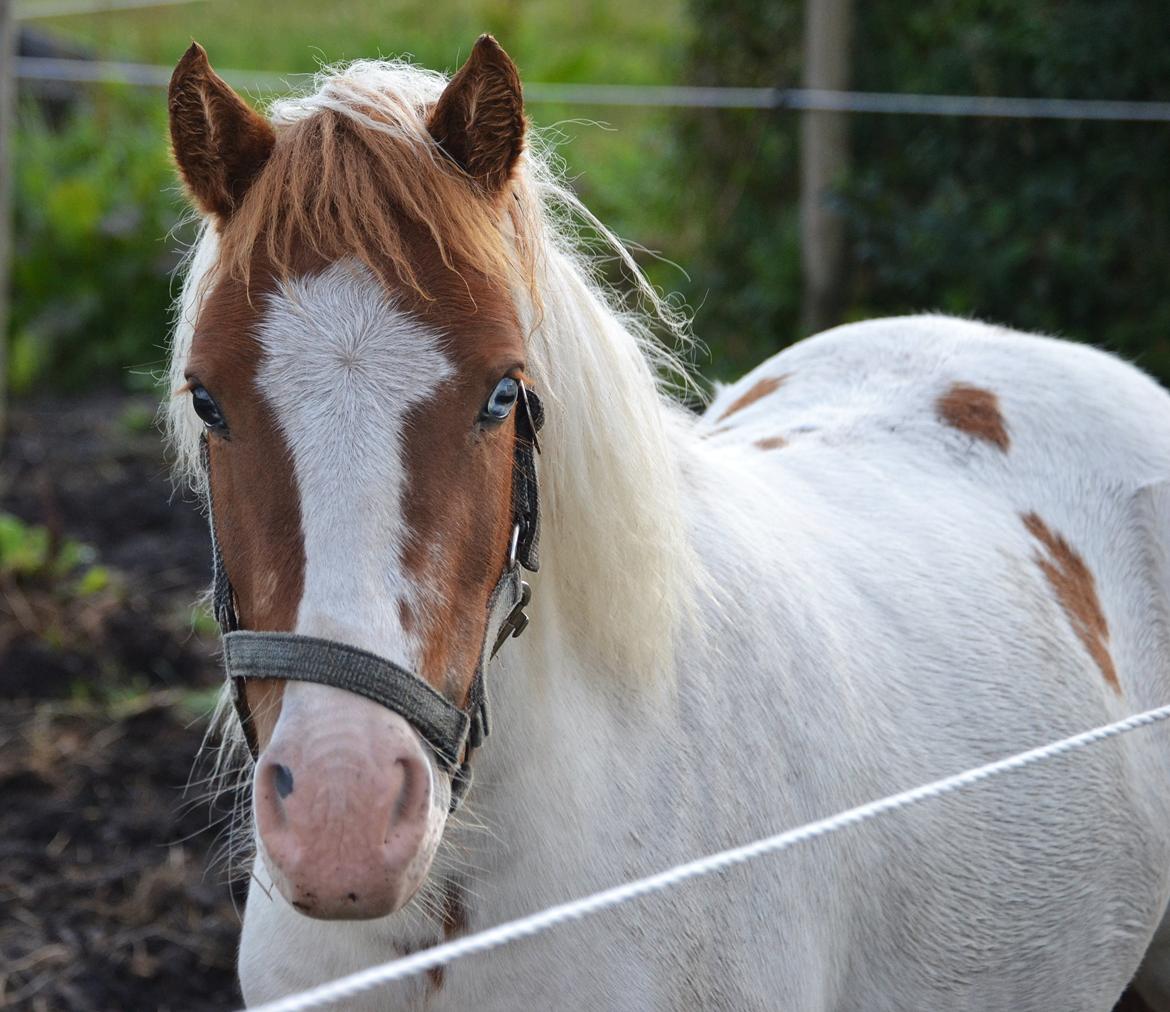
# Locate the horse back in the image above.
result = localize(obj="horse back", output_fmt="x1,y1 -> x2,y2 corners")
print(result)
685,315 -> 1170,1008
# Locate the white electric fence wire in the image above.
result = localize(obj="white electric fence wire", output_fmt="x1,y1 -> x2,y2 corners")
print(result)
13,57 -> 1170,121
248,702 -> 1170,1012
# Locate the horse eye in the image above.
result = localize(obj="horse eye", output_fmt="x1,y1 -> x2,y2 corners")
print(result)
191,385 -> 226,430
482,377 -> 519,423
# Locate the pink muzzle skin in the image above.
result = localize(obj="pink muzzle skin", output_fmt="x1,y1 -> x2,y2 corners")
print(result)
253,682 -> 447,920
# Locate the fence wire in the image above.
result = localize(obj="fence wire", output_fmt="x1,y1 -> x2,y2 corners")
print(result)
247,702 -> 1170,1012
12,57 -> 1170,120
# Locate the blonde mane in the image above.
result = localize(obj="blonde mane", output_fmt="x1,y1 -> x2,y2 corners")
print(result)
167,58 -> 703,700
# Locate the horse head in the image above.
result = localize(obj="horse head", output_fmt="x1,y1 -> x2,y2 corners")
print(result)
168,36 -> 535,920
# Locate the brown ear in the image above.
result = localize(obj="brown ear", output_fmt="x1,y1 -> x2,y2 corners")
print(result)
168,43 -> 276,219
428,35 -> 526,196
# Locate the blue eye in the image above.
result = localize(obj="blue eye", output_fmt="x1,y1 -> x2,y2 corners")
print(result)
482,377 -> 519,422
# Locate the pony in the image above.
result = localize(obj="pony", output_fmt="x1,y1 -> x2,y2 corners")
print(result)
165,35 -> 1170,1011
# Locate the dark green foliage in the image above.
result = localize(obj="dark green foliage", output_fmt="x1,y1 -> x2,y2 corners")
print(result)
674,0 -> 803,380
680,0 -> 1170,383
10,92 -> 189,392
12,3 -> 1169,393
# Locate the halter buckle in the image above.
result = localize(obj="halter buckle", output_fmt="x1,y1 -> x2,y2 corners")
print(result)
491,580 -> 532,659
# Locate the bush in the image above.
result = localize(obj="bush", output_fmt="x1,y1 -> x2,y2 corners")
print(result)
679,0 -> 1170,383
10,91 -> 189,393
672,0 -> 802,380
843,0 -> 1170,378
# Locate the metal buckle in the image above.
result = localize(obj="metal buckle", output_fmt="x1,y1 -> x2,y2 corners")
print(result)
491,580 -> 532,659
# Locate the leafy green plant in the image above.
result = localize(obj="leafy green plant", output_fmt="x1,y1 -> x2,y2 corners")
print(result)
0,512 -> 133,699
0,512 -> 113,597
10,90 -> 191,392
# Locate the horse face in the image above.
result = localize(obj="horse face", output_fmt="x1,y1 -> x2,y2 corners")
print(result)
171,38 -> 528,919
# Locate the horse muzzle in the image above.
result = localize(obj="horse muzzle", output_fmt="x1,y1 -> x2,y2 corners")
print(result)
221,562 -> 531,811
251,680 -> 445,919
221,571 -> 530,920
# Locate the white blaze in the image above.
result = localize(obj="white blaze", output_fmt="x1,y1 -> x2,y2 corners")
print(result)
255,260 -> 453,667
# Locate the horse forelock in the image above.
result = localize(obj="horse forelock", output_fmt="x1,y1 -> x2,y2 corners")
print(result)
216,60 -> 528,304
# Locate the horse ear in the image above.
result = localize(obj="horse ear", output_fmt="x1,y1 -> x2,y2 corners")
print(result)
168,42 -> 275,219
428,35 -> 526,196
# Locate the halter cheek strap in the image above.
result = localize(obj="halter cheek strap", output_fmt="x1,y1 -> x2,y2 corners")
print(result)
204,385 -> 544,812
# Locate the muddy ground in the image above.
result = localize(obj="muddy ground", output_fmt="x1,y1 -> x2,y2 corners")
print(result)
0,393 -> 242,1010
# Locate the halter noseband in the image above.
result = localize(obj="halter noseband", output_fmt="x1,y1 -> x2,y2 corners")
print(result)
203,385 -> 544,812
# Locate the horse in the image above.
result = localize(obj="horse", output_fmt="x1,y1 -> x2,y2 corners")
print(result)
165,36 -> 1170,1011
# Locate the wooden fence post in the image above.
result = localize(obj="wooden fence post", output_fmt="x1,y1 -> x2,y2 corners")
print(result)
0,0 -> 13,440
800,0 -> 852,335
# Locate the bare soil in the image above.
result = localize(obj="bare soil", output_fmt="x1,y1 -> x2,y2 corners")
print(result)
0,696 -> 244,1011
0,393 -> 242,1010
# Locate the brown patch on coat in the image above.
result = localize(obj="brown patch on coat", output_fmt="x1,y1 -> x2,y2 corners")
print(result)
394,212 -> 525,703
398,599 -> 416,635
427,880 -> 470,991
717,374 -> 788,423
754,436 -> 788,450
191,270 -> 306,638
241,678 -> 285,751
168,43 -> 276,219
187,259 -> 311,752
1022,512 -> 1120,693
936,382 -> 1010,451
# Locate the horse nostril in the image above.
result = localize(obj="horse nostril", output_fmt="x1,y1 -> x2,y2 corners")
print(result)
274,763 -> 295,799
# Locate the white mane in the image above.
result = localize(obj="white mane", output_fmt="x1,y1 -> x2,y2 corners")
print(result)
166,58 -> 704,685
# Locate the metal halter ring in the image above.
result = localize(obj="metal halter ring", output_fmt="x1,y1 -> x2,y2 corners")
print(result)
508,523 -> 521,568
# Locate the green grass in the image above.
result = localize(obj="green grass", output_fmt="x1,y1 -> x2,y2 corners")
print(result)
27,0 -> 688,82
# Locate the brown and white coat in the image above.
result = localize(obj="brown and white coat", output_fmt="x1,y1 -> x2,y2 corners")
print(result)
168,42 -> 1170,1012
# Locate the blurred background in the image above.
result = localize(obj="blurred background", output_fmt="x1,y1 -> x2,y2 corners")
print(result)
1,1 -> 1168,1008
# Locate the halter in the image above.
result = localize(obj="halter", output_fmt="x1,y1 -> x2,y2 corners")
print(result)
203,384 -> 544,812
